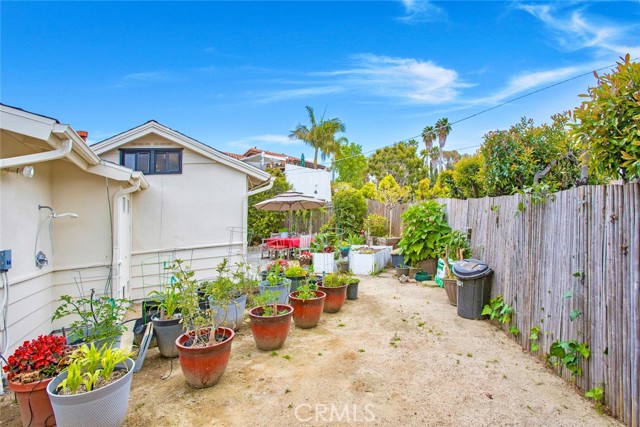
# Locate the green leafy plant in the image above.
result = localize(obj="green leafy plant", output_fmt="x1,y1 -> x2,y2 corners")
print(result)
295,283 -> 319,301
322,273 -> 349,288
548,340 -> 590,377
332,188 -> 367,236
585,387 -> 605,413
530,326 -> 540,352
345,232 -> 365,245
481,295 -> 514,324
57,342 -> 132,395
398,201 -> 452,265
253,290 -> 284,317
284,265 -> 308,278
52,291 -> 132,345
310,231 -> 338,253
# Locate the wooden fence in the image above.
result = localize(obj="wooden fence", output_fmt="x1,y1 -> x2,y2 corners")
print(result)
369,184 -> 639,426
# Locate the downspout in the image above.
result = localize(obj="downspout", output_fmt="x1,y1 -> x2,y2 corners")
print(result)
0,140 -> 72,169
111,177 -> 142,298
242,177 -> 275,257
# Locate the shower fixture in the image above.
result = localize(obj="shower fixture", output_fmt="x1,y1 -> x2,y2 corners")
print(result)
34,205 -> 79,268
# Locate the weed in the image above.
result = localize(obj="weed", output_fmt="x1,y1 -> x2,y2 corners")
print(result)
270,351 -> 278,357
548,340 -> 590,376
530,327 -> 540,352
417,321 -> 425,327
337,323 -> 346,327
135,402 -> 145,411
282,354 -> 291,361
482,294 -> 513,324
285,388 -> 291,394
317,352 -> 322,356
586,387 -> 605,413
467,353 -> 473,358
288,404 -> 293,409
358,348 -> 366,353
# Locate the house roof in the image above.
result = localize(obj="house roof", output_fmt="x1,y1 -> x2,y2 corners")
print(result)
92,121 -> 271,189
224,147 -> 326,170
0,104 -> 148,189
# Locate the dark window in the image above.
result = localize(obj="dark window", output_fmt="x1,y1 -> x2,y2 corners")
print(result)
119,149 -> 182,174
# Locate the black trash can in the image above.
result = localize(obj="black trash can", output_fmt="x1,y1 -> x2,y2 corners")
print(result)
452,259 -> 493,319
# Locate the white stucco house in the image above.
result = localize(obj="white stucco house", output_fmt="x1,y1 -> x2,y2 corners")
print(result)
0,105 -> 271,357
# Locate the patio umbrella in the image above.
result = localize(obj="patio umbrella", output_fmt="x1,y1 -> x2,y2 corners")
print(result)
253,191 -> 326,233
253,191 -> 326,211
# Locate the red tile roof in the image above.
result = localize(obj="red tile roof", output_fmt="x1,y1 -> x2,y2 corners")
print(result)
223,147 -> 325,169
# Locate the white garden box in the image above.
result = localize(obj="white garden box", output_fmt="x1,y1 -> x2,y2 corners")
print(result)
313,252 -> 336,274
348,245 -> 392,275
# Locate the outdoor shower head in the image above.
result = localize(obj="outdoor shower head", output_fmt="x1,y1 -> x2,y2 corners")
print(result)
52,212 -> 79,219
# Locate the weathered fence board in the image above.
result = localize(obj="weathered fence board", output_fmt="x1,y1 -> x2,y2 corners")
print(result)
368,184 -> 639,426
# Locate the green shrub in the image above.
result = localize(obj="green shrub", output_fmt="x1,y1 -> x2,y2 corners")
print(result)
332,188 -> 367,236
398,201 -> 451,264
248,169 -> 291,243
364,214 -> 389,237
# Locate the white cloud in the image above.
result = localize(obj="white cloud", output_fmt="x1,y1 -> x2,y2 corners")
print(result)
256,86 -> 344,104
398,0 -> 446,23
122,71 -> 175,82
518,3 -> 640,57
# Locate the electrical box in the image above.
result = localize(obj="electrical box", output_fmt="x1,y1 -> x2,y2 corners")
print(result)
0,250 -> 12,271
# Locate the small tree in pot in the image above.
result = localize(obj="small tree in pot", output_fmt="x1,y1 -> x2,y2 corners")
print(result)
205,259 -> 252,331
174,261 -> 236,389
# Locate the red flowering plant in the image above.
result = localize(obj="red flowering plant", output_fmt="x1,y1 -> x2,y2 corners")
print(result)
3,335 -> 70,384
266,259 -> 288,274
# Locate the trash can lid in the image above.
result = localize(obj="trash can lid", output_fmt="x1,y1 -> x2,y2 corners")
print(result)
452,259 -> 492,279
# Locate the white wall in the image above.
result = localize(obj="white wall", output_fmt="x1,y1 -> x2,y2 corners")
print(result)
284,164 -> 332,202
1,131 -> 127,352
100,135 -> 249,299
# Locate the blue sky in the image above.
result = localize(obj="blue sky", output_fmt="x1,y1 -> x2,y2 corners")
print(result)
2,1 -> 639,163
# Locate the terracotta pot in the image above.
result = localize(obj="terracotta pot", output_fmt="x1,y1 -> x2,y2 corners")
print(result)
9,378 -> 56,427
176,327 -> 235,388
443,278 -> 458,306
316,284 -> 348,313
249,305 -> 293,351
288,291 -> 326,329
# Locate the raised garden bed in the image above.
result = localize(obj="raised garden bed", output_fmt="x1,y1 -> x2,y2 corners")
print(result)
348,245 -> 392,275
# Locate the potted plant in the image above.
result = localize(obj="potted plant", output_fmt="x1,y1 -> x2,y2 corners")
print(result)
52,291 -> 131,349
440,231 -> 470,306
174,261 -> 235,388
288,283 -> 326,329
248,290 -> 294,350
206,259 -> 251,331
279,227 -> 289,238
147,260 -> 187,358
336,258 -> 350,273
310,231 -> 338,274
317,273 -> 349,313
260,258 -> 289,281
349,245 -> 390,275
259,267 -> 292,305
346,275 -> 360,300
46,343 -> 134,427
3,335 -> 70,427
397,201 -> 452,275
339,241 -> 351,258
298,251 -> 312,266
284,264 -> 308,293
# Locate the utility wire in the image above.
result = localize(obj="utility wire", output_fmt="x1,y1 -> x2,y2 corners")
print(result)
280,57 -> 638,177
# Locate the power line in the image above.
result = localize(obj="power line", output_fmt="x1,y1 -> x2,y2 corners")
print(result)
277,57 -> 638,177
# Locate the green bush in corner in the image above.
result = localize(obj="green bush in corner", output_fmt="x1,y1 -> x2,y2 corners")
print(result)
398,200 -> 451,265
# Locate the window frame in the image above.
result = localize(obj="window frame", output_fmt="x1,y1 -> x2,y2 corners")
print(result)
119,148 -> 183,175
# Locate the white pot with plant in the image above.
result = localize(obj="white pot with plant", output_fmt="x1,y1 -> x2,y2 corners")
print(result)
46,343 -> 134,427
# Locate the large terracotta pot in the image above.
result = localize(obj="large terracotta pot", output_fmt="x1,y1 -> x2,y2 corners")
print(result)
316,284 -> 348,313
175,327 -> 234,389
249,305 -> 293,351
288,291 -> 326,329
9,378 -> 56,427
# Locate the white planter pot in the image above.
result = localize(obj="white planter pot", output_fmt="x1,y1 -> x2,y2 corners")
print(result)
349,246 -> 393,275
47,358 -> 134,427
312,252 -> 336,274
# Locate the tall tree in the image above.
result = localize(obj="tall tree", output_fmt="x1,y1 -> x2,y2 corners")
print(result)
570,54 -> 640,181
435,117 -> 452,172
367,140 -> 426,190
421,125 -> 436,168
335,141 -> 367,188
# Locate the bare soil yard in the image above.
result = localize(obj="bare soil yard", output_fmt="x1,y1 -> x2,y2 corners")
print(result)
1,271 -> 621,427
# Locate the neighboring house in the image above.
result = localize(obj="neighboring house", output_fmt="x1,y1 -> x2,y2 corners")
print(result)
225,147 -> 332,202
92,121 -> 272,299
0,104 -> 148,355
0,106 -> 272,357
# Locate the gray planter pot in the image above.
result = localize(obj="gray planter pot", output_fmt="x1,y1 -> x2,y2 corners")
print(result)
258,279 -> 291,305
209,293 -> 247,331
152,316 -> 182,358
47,358 -> 134,427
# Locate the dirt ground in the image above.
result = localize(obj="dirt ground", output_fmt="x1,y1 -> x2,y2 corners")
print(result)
1,271 -> 622,427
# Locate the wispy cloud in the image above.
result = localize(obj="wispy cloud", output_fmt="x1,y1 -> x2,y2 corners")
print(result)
517,3 -> 640,57
224,134 -> 300,150
397,0 -> 446,23
257,54 -> 470,105
115,71 -> 178,88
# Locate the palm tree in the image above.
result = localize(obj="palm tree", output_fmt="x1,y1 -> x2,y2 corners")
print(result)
429,146 -> 440,180
421,125 -> 436,168
289,106 -> 319,168
435,118 -> 452,172
289,106 -> 345,169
